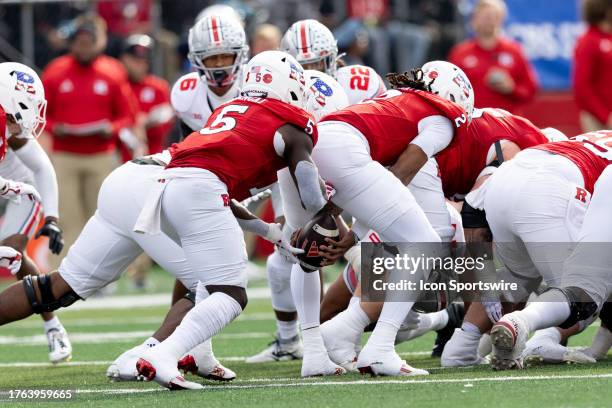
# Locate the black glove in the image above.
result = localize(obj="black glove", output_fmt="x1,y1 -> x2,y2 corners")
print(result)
35,219 -> 64,255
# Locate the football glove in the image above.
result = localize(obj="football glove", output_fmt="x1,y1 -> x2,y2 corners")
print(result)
36,219 -> 64,255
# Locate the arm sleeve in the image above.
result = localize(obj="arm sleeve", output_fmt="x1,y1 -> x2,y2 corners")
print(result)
508,48 -> 538,104
14,140 -> 59,218
411,115 -> 453,158
574,37 -> 610,123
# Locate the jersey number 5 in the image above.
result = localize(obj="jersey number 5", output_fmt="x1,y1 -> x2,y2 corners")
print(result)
200,105 -> 249,135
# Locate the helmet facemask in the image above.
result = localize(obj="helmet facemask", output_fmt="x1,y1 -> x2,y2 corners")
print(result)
189,47 -> 248,88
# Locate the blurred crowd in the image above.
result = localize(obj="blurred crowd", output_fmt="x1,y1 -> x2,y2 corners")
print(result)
0,0 -> 610,279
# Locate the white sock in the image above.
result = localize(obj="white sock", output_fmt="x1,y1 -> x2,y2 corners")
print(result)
302,326 -> 327,355
277,319 -> 299,340
188,339 -> 218,370
155,292 -> 242,360
461,321 -> 481,335
400,310 -> 449,341
367,321 -> 400,350
329,300 -> 370,337
142,337 -> 160,348
420,309 -> 449,332
520,290 -> 571,332
43,316 -> 62,332
349,296 -> 360,307
531,327 -> 562,344
588,326 -> 612,359
290,263 -> 321,330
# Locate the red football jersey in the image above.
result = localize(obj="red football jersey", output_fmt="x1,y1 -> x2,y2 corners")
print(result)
321,88 -> 468,166
437,108 -> 548,196
532,130 -> 612,193
167,97 -> 316,201
0,106 -> 6,161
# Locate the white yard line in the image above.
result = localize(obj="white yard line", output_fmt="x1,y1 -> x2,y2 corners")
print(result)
57,287 -> 271,311
64,373 -> 612,394
0,331 -> 273,346
11,313 -> 275,329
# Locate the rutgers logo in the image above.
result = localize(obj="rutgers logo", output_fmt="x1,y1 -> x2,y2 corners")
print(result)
575,187 -> 588,203
221,194 -> 230,207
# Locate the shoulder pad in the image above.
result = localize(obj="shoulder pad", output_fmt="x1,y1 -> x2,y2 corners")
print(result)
171,72 -> 205,113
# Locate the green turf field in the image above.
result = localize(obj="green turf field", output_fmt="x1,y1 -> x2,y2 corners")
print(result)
0,268 -> 610,408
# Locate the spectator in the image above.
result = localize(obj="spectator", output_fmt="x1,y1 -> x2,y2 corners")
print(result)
250,23 -> 281,56
97,0 -> 152,56
334,19 -> 370,66
573,0 -> 612,132
118,34 -> 174,161
42,14 -> 137,268
448,0 -> 538,115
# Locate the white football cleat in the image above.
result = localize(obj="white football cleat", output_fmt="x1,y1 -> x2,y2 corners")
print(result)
245,334 -> 303,363
300,351 -> 346,377
441,328 -> 486,367
523,336 -> 596,365
490,313 -> 529,371
320,320 -> 359,372
178,354 -> 236,382
356,346 -> 429,377
136,350 -> 203,390
107,344 -> 149,381
47,328 -> 72,364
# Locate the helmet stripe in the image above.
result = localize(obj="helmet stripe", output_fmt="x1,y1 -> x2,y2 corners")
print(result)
211,16 -> 221,44
299,22 -> 309,54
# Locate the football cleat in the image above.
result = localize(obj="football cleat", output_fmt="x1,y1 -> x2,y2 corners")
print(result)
523,336 -> 596,365
441,328 -> 486,367
320,319 -> 360,372
300,351 -> 346,377
136,355 -> 203,390
47,328 -> 72,364
432,303 -> 465,357
490,312 -> 529,371
107,344 -> 150,381
178,354 -> 236,382
245,334 -> 303,363
357,346 -> 429,377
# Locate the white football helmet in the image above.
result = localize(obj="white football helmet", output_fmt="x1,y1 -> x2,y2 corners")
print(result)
304,70 -> 349,121
421,61 -> 474,121
188,14 -> 249,88
281,19 -> 338,77
196,4 -> 244,25
241,51 -> 307,110
0,62 -> 46,139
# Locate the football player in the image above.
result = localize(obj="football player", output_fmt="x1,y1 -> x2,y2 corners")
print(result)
172,14 -> 248,137
485,132 -> 612,370
287,61 -> 473,376
132,51 -> 344,388
246,69 -> 349,364
0,62 -> 70,363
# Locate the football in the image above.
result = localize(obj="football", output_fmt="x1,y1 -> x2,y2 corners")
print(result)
294,212 -> 340,271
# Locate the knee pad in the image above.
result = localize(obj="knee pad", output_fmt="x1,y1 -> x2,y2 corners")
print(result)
184,290 -> 196,304
554,286 -> 599,329
23,275 -> 81,314
599,302 -> 611,330
267,251 -> 295,312
461,201 -> 489,229
205,285 -> 248,310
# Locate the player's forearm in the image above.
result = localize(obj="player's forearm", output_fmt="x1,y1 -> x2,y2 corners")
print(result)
230,199 -> 271,237
14,140 -> 59,218
389,144 -> 428,185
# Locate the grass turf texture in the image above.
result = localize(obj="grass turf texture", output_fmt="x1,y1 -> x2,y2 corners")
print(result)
0,269 -> 610,407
